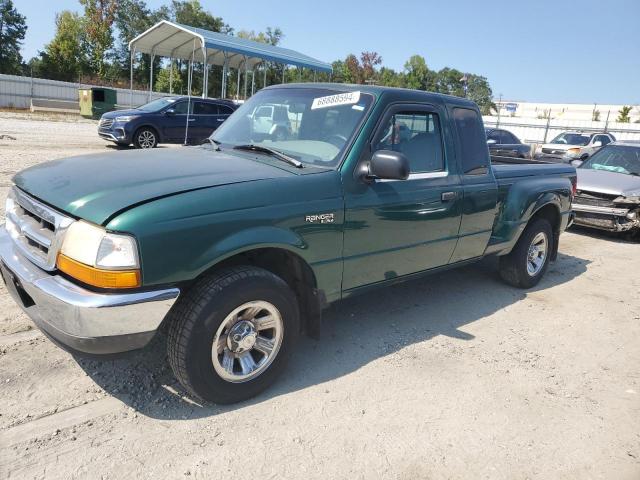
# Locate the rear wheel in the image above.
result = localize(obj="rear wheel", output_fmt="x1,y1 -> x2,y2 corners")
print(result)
167,266 -> 299,404
499,218 -> 553,288
133,127 -> 158,149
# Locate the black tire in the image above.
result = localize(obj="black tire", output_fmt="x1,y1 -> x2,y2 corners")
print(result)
133,127 -> 158,149
167,266 -> 299,404
499,218 -> 553,288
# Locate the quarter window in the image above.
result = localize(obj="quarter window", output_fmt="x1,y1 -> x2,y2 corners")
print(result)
375,112 -> 444,173
453,108 -> 489,175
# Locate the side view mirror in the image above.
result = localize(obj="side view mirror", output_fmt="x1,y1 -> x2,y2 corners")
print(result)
368,150 -> 410,180
571,159 -> 583,168
592,140 -> 602,147
165,108 -> 175,116
487,139 -> 497,145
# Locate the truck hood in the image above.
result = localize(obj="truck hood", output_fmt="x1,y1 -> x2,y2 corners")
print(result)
577,168 -> 640,196
13,147 -> 295,225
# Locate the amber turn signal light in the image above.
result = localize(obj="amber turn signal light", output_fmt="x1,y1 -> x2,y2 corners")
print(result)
57,254 -> 141,289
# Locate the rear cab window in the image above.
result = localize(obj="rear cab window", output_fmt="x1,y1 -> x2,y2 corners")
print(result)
452,107 -> 490,175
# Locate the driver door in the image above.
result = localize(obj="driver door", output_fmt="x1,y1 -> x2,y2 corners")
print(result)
341,104 -> 463,292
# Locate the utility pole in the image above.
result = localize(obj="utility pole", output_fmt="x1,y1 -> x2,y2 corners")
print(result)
496,93 -> 503,129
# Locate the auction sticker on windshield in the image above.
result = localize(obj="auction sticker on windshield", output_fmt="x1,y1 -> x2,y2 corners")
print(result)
311,91 -> 361,110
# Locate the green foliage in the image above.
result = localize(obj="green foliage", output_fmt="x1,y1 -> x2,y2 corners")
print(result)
79,0 -> 117,79
0,0 -> 27,75
30,11 -> 88,81
617,106 -> 632,123
155,63 -> 183,93
171,0 -> 230,33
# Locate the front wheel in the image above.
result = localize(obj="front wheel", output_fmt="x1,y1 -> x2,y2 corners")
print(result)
133,127 -> 158,149
499,218 -> 553,288
167,266 -> 299,404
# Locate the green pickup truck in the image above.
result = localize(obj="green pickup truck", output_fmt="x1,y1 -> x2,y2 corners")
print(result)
0,84 -> 576,403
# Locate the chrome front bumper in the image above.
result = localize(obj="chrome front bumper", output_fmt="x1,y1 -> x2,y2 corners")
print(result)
0,227 -> 179,354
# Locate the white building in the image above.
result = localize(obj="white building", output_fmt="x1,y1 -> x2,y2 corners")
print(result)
495,101 -> 640,123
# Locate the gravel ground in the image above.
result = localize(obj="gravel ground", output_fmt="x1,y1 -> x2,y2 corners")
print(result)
0,112 -> 639,480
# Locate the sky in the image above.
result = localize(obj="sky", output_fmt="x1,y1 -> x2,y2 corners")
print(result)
15,0 -> 640,105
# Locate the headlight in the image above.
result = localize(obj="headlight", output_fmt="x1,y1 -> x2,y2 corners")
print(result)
58,221 -> 140,288
115,115 -> 139,122
565,148 -> 581,157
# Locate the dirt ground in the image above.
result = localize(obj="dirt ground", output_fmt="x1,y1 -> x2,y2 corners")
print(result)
0,112 -> 638,480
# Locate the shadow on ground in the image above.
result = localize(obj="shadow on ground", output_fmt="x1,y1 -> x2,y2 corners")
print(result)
75,252 -> 589,419
568,224 -> 639,244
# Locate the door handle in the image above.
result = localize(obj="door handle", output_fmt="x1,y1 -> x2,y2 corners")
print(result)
217,118 -> 225,122
188,118 -> 196,121
441,191 -> 457,202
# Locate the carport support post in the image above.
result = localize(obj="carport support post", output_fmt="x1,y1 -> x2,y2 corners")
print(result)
129,46 -> 136,107
282,64 -> 286,83
221,54 -> 228,99
149,52 -> 155,101
201,44 -> 207,98
236,65 -> 241,99
251,70 -> 255,96
169,57 -> 173,94
243,61 -> 249,99
263,64 -> 267,89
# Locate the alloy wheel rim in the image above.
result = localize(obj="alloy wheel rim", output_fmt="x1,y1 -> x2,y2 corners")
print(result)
526,231 -> 548,276
138,130 -> 155,148
211,301 -> 284,383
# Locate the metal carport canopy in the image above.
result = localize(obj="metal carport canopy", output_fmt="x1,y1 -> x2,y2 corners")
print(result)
129,20 -> 333,72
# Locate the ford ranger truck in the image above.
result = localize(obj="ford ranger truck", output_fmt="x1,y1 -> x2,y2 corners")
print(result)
0,85 -> 576,404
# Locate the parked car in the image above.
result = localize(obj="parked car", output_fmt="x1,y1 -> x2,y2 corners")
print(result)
536,131 -> 615,163
98,96 -> 237,148
485,128 -> 531,158
1,84 -> 576,404
250,103 -> 292,141
570,141 -> 640,234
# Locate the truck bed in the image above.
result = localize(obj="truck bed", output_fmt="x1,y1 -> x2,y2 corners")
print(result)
491,155 -> 575,180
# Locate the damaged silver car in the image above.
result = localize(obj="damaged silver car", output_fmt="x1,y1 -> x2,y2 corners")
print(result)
571,141 -> 640,235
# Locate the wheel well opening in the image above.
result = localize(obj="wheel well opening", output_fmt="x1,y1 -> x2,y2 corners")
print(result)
531,204 -> 561,260
210,248 -> 323,337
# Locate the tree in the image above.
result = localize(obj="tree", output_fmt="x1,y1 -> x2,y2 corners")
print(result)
360,51 -> 382,82
80,0 -> 117,79
155,63 -> 183,93
31,11 -> 88,81
343,54 -> 362,84
617,106 -> 632,123
465,74 -> 495,115
171,0 -> 231,33
0,0 -> 27,74
403,55 -> 434,91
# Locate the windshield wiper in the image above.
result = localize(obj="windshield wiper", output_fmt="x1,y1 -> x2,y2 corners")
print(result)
233,144 -> 303,168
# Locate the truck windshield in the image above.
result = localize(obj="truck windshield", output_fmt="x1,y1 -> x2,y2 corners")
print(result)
550,133 -> 590,146
581,145 -> 640,176
211,88 -> 374,168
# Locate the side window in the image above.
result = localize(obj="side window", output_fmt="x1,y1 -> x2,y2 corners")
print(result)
172,101 -> 189,115
218,105 -> 234,115
453,108 -> 489,175
503,131 -> 518,144
194,102 -> 217,115
486,130 -> 500,143
254,106 -> 272,118
375,111 -> 444,173
595,135 -> 611,146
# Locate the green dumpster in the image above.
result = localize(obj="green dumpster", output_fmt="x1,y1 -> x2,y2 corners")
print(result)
79,87 -> 117,119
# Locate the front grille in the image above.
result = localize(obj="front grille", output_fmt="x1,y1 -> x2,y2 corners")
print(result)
99,118 -> 114,129
574,190 -> 617,208
5,187 -> 73,271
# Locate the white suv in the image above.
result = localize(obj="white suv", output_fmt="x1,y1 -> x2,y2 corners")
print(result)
538,131 -> 615,162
